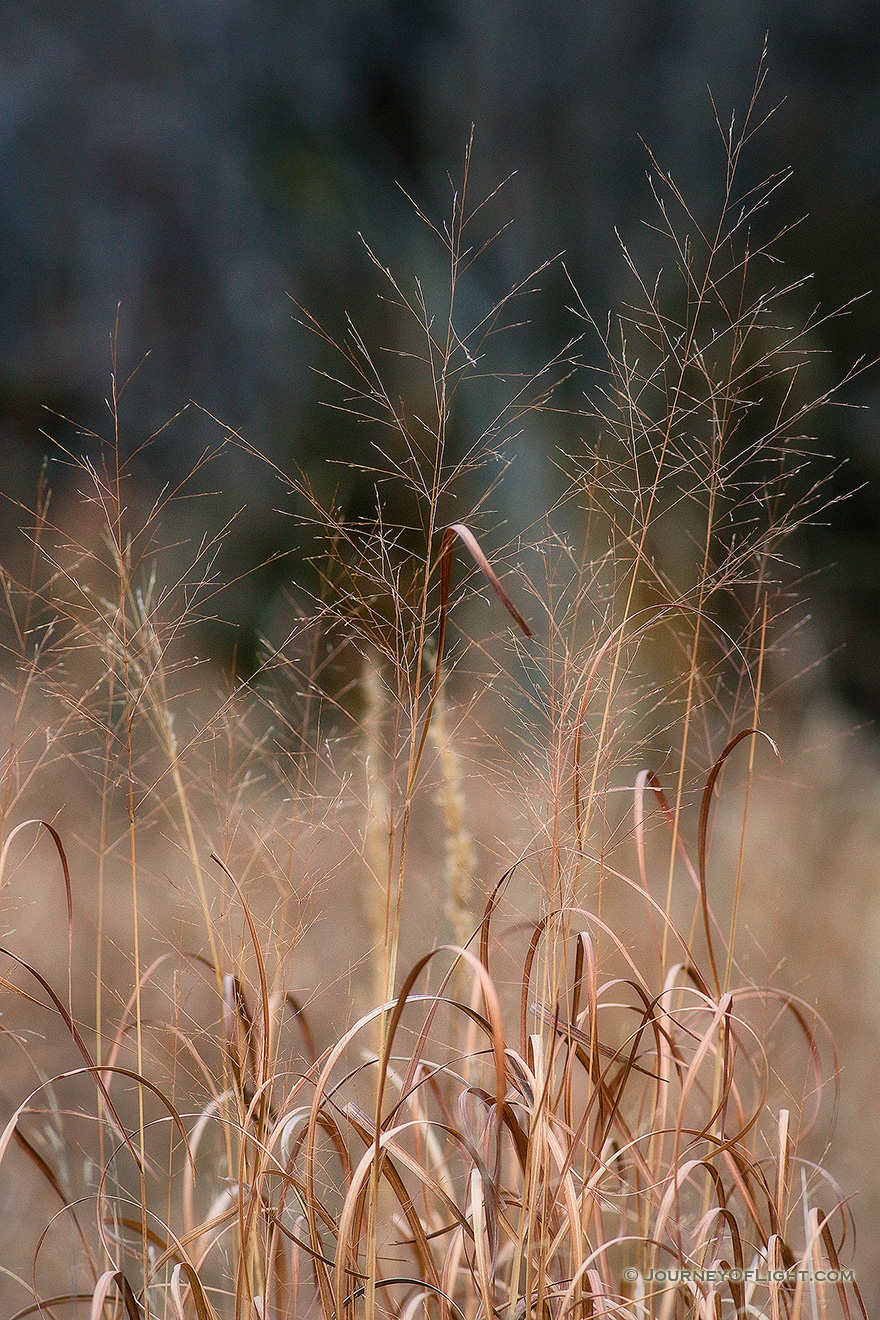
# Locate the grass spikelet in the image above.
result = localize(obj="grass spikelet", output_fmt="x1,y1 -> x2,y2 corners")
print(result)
361,646 -> 393,1014
428,673 -> 476,955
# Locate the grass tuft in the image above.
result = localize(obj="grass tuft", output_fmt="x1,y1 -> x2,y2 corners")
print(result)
0,70 -> 869,1320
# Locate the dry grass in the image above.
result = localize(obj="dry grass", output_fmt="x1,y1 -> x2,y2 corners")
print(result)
0,69 -> 871,1319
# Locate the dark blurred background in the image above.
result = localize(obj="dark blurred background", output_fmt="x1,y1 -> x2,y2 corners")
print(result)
1,0 -> 878,711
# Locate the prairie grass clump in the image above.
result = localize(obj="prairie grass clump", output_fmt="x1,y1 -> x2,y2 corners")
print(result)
0,83 -> 870,1320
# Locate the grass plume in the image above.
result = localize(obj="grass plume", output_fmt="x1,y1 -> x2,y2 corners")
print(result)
0,72 -> 870,1320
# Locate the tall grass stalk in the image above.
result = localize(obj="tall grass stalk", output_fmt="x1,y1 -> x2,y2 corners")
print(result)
0,76 -> 870,1319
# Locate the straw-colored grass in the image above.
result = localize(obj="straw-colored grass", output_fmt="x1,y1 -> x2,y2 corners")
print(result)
0,68 -> 869,1319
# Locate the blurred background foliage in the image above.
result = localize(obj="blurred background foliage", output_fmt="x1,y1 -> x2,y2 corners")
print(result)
1,0 -> 878,710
